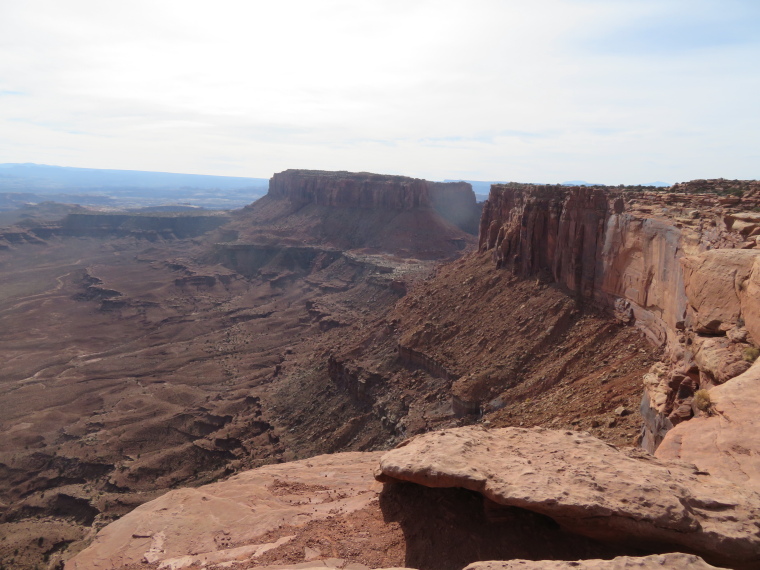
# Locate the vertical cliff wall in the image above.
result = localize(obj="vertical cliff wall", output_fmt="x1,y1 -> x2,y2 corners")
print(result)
267,170 -> 480,234
478,185 -> 689,345
478,182 -> 760,450
268,169 -> 432,210
428,180 -> 481,234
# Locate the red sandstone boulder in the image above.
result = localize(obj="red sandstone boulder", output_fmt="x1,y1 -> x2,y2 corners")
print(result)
726,212 -> 760,236
681,249 -> 760,339
692,336 -> 751,385
376,426 -> 760,569
656,361 -> 760,493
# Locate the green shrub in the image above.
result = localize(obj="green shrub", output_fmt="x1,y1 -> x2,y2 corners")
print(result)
693,389 -> 712,413
743,347 -> 759,363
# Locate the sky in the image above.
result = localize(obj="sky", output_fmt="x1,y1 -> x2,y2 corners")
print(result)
0,0 -> 758,184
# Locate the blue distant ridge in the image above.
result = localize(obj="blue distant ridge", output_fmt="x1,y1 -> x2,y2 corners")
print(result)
0,163 -> 269,190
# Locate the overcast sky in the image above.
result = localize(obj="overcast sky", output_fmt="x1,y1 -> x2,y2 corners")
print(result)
1,0 -> 758,184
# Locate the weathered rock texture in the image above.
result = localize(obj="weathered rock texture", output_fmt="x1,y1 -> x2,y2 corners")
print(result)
67,452 -> 384,570
64,444 -> 632,570
376,426 -> 760,569
465,553 -> 719,569
268,169 -> 481,234
477,183 -> 760,451
224,172 -> 478,261
681,249 -> 760,342
656,361 -> 760,493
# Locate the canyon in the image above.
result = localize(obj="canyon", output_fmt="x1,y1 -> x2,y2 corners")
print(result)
0,171 -> 759,569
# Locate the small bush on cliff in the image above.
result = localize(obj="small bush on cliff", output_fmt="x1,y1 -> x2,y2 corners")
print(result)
743,346 -> 759,363
693,389 -> 713,414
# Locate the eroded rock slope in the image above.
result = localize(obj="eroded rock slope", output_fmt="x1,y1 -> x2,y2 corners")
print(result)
5,175 -> 760,569
0,170 -> 479,569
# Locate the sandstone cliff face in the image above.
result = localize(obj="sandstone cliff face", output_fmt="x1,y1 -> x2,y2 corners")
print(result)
478,183 -> 760,450
268,170 -> 480,234
479,185 -> 698,345
222,172 -> 477,262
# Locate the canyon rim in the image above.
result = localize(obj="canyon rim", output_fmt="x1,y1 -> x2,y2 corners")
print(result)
1,172 -> 759,569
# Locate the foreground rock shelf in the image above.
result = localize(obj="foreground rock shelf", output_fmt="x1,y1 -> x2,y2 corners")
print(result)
377,426 -> 760,569
66,452 -> 385,570
68,426 -> 760,570
656,362 -> 760,492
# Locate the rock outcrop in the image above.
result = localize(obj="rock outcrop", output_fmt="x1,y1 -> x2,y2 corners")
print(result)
268,170 -> 480,234
670,178 -> 760,203
376,426 -> 760,569
71,426 -> 759,570
477,183 -> 760,450
656,361 -> 760,493
66,452 -> 385,570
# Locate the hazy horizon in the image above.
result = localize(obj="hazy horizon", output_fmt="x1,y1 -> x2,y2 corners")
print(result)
1,1 -> 758,184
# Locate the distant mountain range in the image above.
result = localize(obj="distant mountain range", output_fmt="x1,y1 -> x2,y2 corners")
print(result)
0,163 -> 270,210
1,166 -> 674,211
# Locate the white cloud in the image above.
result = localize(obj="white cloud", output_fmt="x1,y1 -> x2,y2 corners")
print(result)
0,0 -> 758,183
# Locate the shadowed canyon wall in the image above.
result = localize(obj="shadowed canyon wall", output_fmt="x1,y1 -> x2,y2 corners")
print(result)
268,169 -> 481,234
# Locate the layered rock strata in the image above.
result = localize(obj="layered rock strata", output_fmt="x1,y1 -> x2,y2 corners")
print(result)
477,183 -> 760,450
268,170 -> 481,234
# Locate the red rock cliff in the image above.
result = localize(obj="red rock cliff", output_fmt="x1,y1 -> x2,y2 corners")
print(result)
479,182 -> 760,451
268,169 -> 480,233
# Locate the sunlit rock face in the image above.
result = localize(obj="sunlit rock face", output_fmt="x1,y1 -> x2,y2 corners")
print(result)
477,182 -> 760,451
